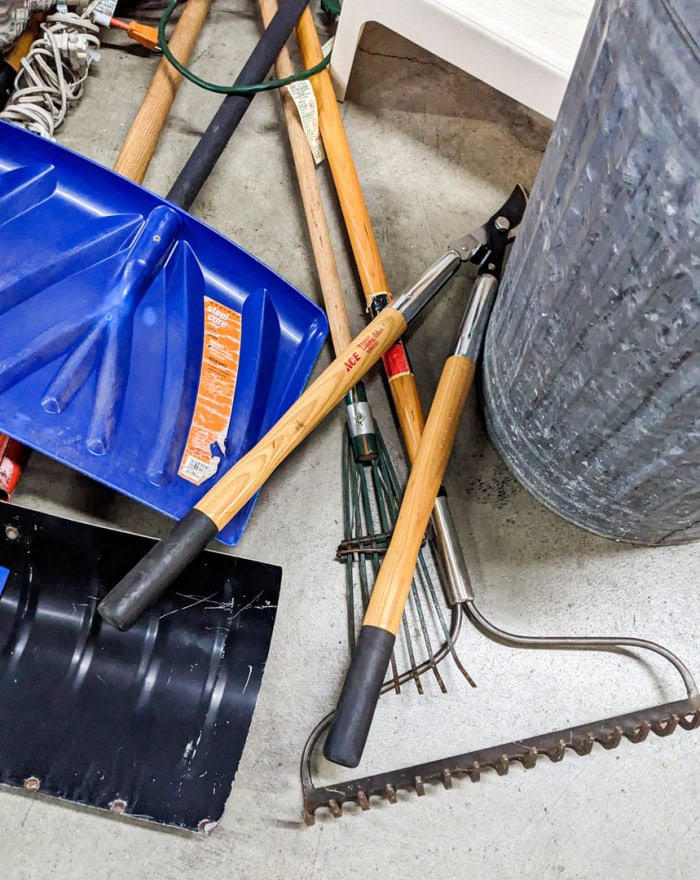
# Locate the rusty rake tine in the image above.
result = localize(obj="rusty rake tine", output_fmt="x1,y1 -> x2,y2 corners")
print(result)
303,698 -> 700,823
301,610 -> 469,814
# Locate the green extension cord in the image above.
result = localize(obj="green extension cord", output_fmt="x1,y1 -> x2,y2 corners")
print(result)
158,0 -> 331,95
321,0 -> 342,18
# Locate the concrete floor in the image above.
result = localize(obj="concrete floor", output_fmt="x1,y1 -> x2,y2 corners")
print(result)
2,3 -> 698,878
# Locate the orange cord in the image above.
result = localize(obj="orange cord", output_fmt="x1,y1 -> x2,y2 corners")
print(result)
110,18 -> 160,51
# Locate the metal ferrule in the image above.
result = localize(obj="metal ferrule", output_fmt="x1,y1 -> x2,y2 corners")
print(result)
454,273 -> 499,360
391,249 -> 463,323
346,400 -> 375,439
344,384 -> 378,462
430,495 -> 474,604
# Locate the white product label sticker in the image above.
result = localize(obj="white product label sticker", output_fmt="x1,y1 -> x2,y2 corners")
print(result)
94,0 -> 119,20
286,80 -> 325,165
178,297 -> 242,486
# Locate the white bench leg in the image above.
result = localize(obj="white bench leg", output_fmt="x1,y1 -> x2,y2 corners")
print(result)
329,1 -> 370,101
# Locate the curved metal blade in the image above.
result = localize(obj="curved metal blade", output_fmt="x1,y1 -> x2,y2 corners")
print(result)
0,503 -> 280,832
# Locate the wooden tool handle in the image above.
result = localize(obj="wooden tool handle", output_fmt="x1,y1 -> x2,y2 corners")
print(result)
364,356 -> 475,631
258,0 -> 352,353
296,11 -> 433,466
113,0 -> 212,184
198,308 -> 407,526
387,371 -> 426,461
98,308 -> 407,630
323,355 -> 476,767
296,9 -> 388,295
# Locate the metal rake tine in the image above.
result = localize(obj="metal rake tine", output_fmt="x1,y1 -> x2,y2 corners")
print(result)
300,610 -> 467,823
378,432 -> 461,690
369,455 -> 425,694
417,543 -> 476,687
341,433 -> 357,652
407,572 -> 445,692
377,426 -> 475,687
375,439 -> 445,688
369,456 -> 393,536
352,433 -> 402,693
349,449 -> 372,610
302,698 -> 700,823
366,459 -> 423,694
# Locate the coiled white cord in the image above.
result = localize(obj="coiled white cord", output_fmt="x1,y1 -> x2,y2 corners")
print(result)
0,1 -> 101,138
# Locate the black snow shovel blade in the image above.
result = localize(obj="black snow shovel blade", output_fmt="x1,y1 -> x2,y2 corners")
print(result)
0,503 -> 280,833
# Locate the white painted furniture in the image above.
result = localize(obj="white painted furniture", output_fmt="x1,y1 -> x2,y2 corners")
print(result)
330,0 -> 595,119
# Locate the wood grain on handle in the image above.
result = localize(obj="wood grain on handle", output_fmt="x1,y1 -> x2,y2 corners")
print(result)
257,0 -> 352,353
364,356 -> 476,634
296,8 -> 389,296
296,11 -> 435,463
113,0 -> 212,184
387,372 -> 426,462
195,308 -> 408,527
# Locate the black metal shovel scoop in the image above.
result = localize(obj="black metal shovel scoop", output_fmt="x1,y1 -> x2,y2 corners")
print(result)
0,503 -> 280,832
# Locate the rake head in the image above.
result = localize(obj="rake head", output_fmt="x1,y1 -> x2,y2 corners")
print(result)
301,695 -> 699,823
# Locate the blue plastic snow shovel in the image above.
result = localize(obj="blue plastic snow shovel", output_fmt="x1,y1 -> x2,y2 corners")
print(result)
0,120 -> 328,545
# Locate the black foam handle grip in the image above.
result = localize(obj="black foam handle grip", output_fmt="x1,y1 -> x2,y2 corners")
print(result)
98,509 -> 218,631
323,626 -> 396,768
166,0 -> 311,211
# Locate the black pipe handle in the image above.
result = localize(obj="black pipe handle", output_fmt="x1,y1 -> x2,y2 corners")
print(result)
167,0 -> 311,211
98,510 -> 218,630
323,626 -> 396,768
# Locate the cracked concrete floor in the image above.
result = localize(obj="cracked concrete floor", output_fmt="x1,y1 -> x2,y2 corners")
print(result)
1,3 -> 698,879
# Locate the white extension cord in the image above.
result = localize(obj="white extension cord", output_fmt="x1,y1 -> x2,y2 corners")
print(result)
0,1 -> 102,138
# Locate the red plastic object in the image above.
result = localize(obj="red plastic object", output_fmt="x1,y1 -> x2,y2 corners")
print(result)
0,434 -> 30,500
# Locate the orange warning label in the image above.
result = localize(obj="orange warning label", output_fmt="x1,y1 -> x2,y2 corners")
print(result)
178,297 -> 242,486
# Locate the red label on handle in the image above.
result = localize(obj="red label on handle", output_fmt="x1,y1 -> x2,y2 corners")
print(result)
382,342 -> 411,379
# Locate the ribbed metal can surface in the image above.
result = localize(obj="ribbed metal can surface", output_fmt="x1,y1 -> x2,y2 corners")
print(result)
483,0 -> 699,544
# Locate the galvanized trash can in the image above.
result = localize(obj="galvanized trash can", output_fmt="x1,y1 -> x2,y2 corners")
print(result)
483,0 -> 699,545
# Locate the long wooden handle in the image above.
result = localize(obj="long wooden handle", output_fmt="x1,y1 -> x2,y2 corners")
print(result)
198,308 -> 406,526
387,371 -> 426,460
296,11 -> 430,460
323,355 -> 476,767
296,8 -> 388,296
364,357 -> 475,630
258,0 -> 352,352
98,308 -> 408,630
113,0 -> 212,184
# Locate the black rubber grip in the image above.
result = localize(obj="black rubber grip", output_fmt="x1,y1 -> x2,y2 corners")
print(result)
98,509 -> 218,631
166,0 -> 310,211
323,626 -> 396,768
